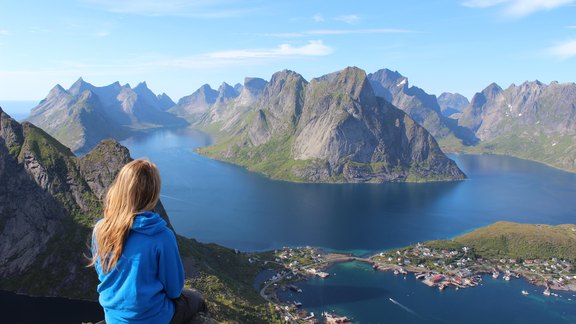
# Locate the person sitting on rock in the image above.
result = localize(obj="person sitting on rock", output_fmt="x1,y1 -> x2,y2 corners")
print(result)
90,159 -> 206,323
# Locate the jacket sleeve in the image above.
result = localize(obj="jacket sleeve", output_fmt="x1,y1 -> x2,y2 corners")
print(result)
157,229 -> 185,299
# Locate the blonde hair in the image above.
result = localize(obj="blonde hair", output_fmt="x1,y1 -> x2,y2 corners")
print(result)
90,159 -> 161,273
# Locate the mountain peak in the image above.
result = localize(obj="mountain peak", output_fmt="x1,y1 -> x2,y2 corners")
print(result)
68,77 -> 95,96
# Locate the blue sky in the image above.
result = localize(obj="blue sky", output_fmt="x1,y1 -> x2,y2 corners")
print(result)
0,0 -> 575,104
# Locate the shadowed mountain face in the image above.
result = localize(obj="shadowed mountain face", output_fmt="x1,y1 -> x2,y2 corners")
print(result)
197,67 -> 466,183
26,79 -> 187,154
458,81 -> 576,171
0,107 -> 131,298
367,69 -> 478,149
438,92 -> 469,118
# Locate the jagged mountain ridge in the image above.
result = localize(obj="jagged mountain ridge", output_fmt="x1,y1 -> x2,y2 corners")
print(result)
26,78 -> 187,153
458,80 -> 576,171
367,69 -> 477,149
197,67 -> 466,182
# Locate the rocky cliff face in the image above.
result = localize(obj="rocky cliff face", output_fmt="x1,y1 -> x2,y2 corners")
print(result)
0,107 -> 127,297
26,79 -> 187,153
438,92 -> 469,118
368,69 -> 477,149
457,81 -> 576,171
199,67 -> 465,182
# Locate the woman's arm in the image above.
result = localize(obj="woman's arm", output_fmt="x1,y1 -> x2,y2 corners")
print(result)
157,229 -> 185,299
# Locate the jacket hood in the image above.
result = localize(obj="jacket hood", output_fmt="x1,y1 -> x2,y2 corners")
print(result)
131,211 -> 167,235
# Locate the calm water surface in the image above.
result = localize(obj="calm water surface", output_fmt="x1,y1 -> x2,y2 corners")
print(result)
123,128 -> 576,254
121,128 -> 576,323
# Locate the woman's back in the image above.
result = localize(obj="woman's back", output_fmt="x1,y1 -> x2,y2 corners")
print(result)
94,211 -> 184,323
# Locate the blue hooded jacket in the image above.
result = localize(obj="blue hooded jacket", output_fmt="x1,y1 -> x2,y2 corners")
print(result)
93,211 -> 184,323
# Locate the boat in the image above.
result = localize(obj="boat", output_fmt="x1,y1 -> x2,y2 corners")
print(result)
439,284 -> 447,291
293,300 -> 302,307
543,288 -> 551,296
504,275 -> 510,281
522,290 -> 529,295
415,273 -> 426,280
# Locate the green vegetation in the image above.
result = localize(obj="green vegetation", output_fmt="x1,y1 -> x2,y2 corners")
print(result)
177,237 -> 282,323
455,221 -> 576,262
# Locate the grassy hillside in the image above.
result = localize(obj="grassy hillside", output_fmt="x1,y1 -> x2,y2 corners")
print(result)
454,221 -> 576,262
177,237 -> 282,323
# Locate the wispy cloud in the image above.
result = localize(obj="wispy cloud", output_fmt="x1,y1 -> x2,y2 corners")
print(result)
308,28 -> 411,35
334,15 -> 360,24
313,14 -> 325,22
206,40 -> 332,59
462,0 -> 575,16
268,28 -> 412,37
0,40 -> 334,78
0,29 -> 9,36
83,0 -> 261,18
547,39 -> 576,59
566,25 -> 576,29
312,14 -> 361,24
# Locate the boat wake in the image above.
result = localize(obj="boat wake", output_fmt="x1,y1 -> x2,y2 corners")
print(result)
388,297 -> 424,319
160,194 -> 187,202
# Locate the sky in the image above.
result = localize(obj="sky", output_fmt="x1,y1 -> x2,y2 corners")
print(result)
0,0 -> 575,106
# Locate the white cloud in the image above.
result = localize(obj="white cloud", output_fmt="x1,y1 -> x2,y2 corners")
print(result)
267,28 -> 412,37
83,0 -> 259,18
0,29 -> 9,36
462,0 -> 575,16
547,39 -> 576,59
334,15 -> 360,24
0,41 -> 334,81
462,0 -> 508,8
566,25 -> 576,29
207,40 -> 332,59
313,14 -> 325,22
307,28 -> 411,35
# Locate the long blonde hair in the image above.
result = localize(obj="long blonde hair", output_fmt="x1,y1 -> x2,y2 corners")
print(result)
90,159 -> 161,273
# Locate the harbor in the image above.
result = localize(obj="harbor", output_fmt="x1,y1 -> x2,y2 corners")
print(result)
252,244 -> 576,322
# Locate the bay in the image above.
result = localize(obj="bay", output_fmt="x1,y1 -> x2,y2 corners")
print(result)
278,261 -> 576,323
122,128 -> 576,254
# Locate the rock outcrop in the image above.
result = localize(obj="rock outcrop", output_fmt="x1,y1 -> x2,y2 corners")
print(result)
198,67 -> 466,182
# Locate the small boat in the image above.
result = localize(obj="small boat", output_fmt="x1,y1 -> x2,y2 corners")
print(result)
543,288 -> 551,296
293,300 -> 302,307
522,290 -> 529,295
394,269 -> 399,275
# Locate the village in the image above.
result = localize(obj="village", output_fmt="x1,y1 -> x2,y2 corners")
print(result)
252,244 -> 576,323
371,243 -> 576,295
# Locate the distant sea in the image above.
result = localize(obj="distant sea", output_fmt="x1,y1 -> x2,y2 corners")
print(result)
0,100 -> 38,121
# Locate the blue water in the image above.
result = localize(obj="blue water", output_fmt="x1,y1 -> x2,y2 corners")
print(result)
123,128 -> 576,254
0,100 -> 37,121
278,261 -> 576,323
120,128 -> 576,322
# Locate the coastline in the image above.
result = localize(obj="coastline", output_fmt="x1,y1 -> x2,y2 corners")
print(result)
258,244 -> 576,321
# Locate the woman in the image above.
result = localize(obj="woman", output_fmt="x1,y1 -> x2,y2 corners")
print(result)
90,159 -> 205,323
